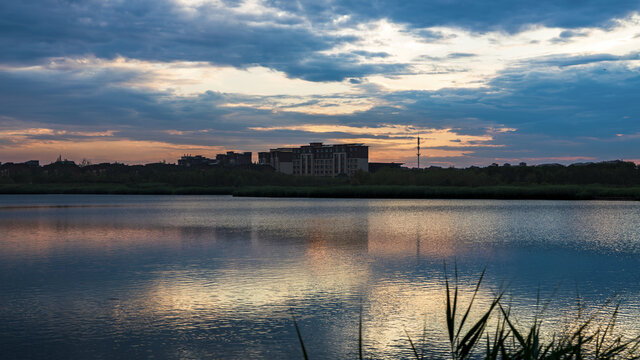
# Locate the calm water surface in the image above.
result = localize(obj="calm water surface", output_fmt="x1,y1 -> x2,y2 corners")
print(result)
1,195 -> 639,359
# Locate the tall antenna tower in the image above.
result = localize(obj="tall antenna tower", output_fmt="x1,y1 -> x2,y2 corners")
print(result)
416,135 -> 421,169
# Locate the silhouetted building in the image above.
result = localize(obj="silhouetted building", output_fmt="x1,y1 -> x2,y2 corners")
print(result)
179,152 -> 252,167
216,151 -> 252,166
258,148 -> 294,174
54,155 -> 75,165
178,155 -> 218,167
260,142 -> 368,176
0,162 -> 32,176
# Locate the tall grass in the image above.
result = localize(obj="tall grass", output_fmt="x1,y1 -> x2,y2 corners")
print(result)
292,268 -> 640,359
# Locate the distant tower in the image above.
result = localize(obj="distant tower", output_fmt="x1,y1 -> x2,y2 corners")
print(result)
416,136 -> 421,169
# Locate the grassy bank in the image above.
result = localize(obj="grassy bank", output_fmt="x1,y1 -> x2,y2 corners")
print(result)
0,183 -> 234,195
233,185 -> 640,200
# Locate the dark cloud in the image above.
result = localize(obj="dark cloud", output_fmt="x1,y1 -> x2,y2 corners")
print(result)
3,0 -> 638,86
483,64 -> 640,136
0,0 -> 403,82
559,30 -> 590,38
447,53 -> 477,59
266,0 -> 639,32
321,61 -> 640,162
413,29 -> 454,41
278,54 -> 408,81
0,68 -> 230,130
2,42 -> 640,164
394,63 -> 640,139
413,55 -> 441,61
352,50 -> 391,58
528,52 -> 640,67
550,29 -> 591,43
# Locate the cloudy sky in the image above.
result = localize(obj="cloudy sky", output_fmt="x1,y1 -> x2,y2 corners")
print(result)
1,0 -> 639,166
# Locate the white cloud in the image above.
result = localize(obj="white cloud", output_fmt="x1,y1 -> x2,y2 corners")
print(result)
325,13 -> 640,90
4,12 -> 639,117
1,57 -> 354,96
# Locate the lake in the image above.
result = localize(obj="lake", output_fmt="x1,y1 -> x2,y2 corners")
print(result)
1,195 -> 639,359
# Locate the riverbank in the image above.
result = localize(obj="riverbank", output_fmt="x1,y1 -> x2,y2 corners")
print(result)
2,183 -> 640,200
0,183 -> 234,195
233,185 -> 640,200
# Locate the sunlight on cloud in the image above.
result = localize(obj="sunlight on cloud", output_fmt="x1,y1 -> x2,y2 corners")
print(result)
5,57 -> 354,97
172,0 -> 224,8
326,14 -> 640,91
220,96 -> 377,115
250,124 -> 507,146
250,124 -> 512,163
3,56 -> 378,114
5,11 -> 639,117
2,8 -> 639,138
0,128 -> 115,138
0,129 -> 226,164
135,64 -> 354,97
172,0 -> 294,20
0,128 -> 57,136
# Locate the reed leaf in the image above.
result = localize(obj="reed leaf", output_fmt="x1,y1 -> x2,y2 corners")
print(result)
291,313 -> 309,360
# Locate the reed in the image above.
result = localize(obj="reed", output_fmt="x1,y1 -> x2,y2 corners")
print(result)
291,268 -> 640,359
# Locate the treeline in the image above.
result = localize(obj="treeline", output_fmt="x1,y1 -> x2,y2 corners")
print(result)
352,160 -> 640,187
0,160 -> 638,191
0,162 -> 346,188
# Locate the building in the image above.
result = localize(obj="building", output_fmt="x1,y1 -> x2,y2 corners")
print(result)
178,155 -> 218,167
216,151 -> 252,166
258,148 -> 294,174
260,142 -> 368,176
54,155 -> 75,165
179,152 -> 252,167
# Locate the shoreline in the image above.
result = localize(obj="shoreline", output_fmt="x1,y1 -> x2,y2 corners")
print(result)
1,184 -> 639,200
0,184 -> 234,195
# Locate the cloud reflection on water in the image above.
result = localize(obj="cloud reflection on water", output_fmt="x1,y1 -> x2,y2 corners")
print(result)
0,195 -> 639,358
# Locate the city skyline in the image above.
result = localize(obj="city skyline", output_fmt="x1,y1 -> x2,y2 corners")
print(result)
2,1 -> 640,167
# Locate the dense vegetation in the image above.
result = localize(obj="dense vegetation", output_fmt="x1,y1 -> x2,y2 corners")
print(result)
1,160 -> 639,199
0,162 -> 344,194
351,161 -> 640,187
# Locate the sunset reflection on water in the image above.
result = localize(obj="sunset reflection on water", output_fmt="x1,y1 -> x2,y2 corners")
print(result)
1,195 -> 639,359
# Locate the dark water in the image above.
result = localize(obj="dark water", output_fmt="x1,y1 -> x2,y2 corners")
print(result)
1,195 -> 639,359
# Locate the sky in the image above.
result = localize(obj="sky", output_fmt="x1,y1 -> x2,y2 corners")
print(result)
1,0 -> 639,167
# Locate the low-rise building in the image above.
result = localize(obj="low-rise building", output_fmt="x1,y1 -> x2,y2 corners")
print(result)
258,148 -> 294,174
179,152 -> 252,167
216,151 -> 252,166
178,155 -> 218,167
260,142 -> 368,176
